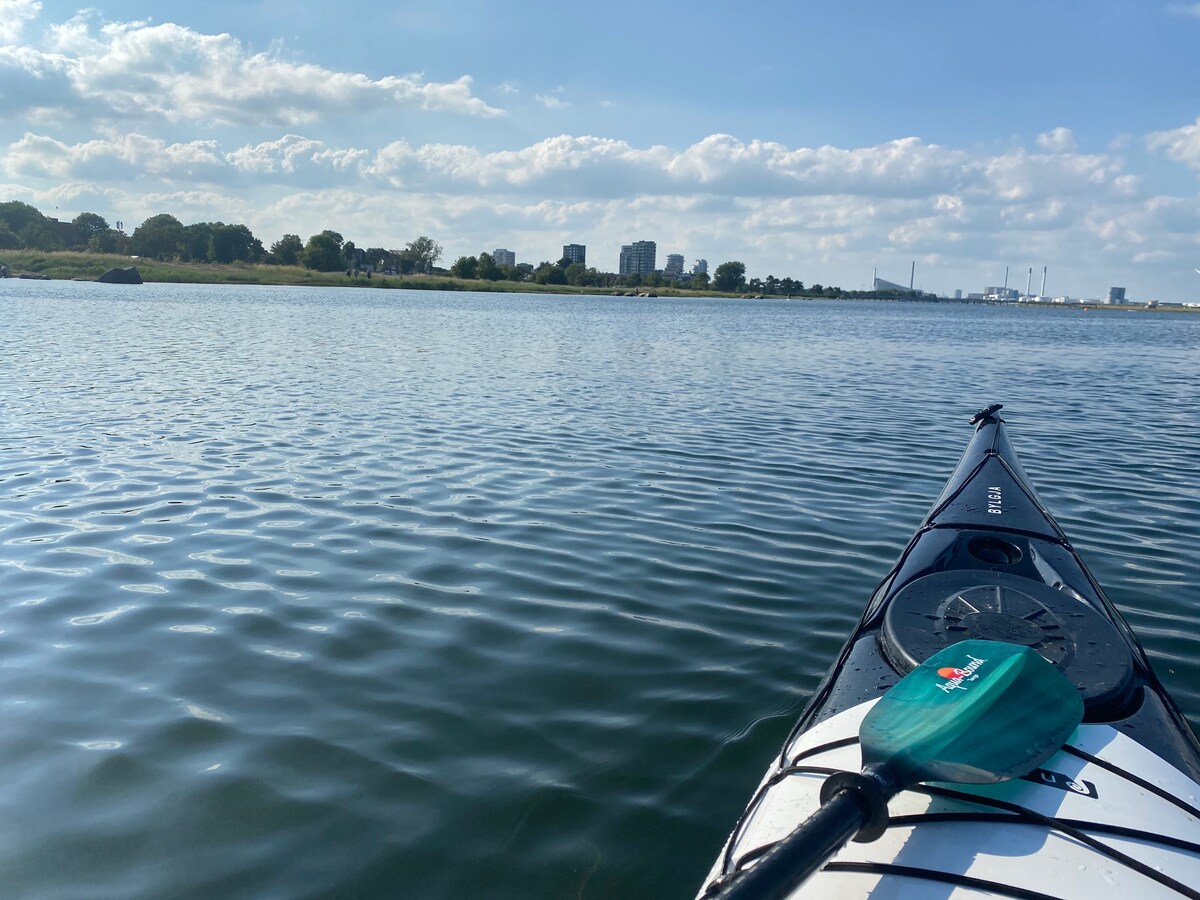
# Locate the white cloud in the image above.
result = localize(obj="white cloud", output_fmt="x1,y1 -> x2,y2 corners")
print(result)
0,12 -> 503,125
226,135 -> 369,179
1166,3 -> 1200,16
978,148 -> 1118,201
535,93 -> 570,110
3,129 -> 1139,210
1036,127 -> 1076,152
0,0 -> 40,45
5,130 -> 224,180
667,134 -> 969,197
1147,117 -> 1200,169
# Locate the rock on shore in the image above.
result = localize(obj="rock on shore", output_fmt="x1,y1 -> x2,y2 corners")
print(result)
98,266 -> 143,284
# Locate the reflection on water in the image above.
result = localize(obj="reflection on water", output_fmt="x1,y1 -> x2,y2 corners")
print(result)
1,281 -> 1197,898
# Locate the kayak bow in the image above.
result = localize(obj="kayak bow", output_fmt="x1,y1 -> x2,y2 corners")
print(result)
697,405 -> 1200,899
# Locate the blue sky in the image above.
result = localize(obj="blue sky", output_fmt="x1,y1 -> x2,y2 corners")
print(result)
5,0 -> 1200,299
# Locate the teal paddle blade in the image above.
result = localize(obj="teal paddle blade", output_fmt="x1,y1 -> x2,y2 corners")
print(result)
713,639 -> 1083,900
859,638 -> 1083,787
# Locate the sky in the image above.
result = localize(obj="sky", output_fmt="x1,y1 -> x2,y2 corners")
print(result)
6,0 -> 1200,300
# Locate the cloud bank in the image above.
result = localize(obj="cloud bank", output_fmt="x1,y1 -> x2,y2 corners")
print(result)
10,125 -> 1195,298
0,10 -> 503,125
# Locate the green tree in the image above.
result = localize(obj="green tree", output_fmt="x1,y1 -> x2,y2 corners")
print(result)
72,212 -> 109,245
19,219 -> 63,250
0,222 -> 20,249
342,240 -> 358,269
181,222 -> 214,262
692,271 -> 711,290
395,249 -> 420,274
477,251 -> 501,281
405,236 -> 442,273
88,229 -> 131,254
270,234 -> 303,266
564,262 -> 589,286
131,213 -> 185,259
712,261 -> 747,293
365,247 -> 389,270
302,230 -> 344,271
533,261 -> 567,285
211,223 -> 260,264
450,255 -> 479,279
0,200 -> 46,236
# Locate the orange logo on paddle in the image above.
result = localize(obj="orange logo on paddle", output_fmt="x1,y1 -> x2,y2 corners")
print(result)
935,655 -> 988,693
938,666 -> 970,679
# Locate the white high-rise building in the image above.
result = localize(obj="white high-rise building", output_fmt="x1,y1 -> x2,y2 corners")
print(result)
493,249 -> 516,267
619,241 -> 656,275
692,259 -> 708,275
664,254 -> 685,277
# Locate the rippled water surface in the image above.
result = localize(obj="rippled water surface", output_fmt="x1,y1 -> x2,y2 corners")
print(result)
2,282 -> 1198,898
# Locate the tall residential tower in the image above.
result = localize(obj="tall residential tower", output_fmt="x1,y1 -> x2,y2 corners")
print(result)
619,240 -> 656,275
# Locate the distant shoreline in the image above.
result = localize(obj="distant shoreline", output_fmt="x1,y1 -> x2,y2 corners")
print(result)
3,250 -> 1196,311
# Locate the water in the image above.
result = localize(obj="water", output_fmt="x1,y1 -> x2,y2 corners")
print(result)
2,281 -> 1197,899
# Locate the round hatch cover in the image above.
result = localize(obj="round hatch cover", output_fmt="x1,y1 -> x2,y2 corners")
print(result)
881,570 -> 1135,716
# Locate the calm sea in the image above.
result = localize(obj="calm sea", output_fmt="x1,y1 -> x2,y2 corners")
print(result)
2,282 -> 1198,899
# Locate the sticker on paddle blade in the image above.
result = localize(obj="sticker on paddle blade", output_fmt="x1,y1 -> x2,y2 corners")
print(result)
860,639 -> 1083,786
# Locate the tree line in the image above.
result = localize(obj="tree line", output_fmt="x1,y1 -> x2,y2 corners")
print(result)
0,201 -> 443,274
1,199 -> 873,296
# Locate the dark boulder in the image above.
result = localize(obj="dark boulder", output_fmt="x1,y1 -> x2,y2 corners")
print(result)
98,266 -> 143,284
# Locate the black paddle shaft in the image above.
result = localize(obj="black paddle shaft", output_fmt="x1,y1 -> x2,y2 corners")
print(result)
714,789 -> 869,900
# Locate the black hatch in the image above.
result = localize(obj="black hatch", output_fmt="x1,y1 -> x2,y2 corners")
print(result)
880,570 -> 1136,720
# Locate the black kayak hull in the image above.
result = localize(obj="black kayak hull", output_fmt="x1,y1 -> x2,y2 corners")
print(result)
799,407 -> 1200,778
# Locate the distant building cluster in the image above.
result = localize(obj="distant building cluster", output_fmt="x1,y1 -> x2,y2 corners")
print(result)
477,237 -> 705,282
879,262 -> 1159,306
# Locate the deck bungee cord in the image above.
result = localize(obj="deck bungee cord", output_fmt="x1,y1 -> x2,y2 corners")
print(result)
705,737 -> 1200,899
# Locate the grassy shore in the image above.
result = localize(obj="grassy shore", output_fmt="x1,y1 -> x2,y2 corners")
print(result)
0,249 -> 719,297
3,250 -> 1195,310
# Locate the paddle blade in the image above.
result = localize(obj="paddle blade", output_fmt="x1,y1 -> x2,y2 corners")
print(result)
860,639 -> 1082,787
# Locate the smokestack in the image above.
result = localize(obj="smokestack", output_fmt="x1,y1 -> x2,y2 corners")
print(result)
910,260 -> 915,290
1040,266 -> 1047,297
1003,266 -> 1009,290
1026,267 -> 1032,297
873,267 -> 877,290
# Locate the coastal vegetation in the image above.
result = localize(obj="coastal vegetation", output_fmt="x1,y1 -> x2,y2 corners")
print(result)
3,198 -> 1194,308
0,249 -> 715,296
1,199 -> 864,298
